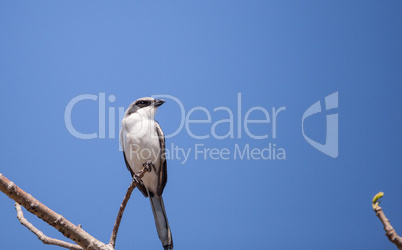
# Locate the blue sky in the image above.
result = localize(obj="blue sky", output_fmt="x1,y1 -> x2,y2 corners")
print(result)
1,1 -> 401,249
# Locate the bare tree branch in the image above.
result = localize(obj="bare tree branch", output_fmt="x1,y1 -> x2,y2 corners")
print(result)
108,165 -> 149,248
1,165 -> 149,250
15,202 -> 83,250
372,192 -> 402,250
0,173 -> 109,250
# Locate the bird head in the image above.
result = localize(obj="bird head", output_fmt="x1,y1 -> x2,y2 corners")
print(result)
125,97 -> 165,119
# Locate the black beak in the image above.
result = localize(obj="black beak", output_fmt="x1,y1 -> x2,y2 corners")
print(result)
154,99 -> 165,107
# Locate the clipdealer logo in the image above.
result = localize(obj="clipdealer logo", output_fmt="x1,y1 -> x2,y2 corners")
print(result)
302,92 -> 339,158
64,92 -> 338,162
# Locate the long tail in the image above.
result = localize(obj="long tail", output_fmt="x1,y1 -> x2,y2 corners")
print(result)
149,195 -> 173,249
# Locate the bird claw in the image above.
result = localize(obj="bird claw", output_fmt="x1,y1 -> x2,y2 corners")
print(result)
133,174 -> 143,184
132,161 -> 153,184
143,160 -> 153,172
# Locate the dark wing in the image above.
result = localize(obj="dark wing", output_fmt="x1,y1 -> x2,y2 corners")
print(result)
155,121 -> 167,196
123,151 -> 148,197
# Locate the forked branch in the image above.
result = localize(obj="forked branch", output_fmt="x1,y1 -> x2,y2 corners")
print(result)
0,173 -> 109,250
15,202 -> 83,250
0,169 -> 148,250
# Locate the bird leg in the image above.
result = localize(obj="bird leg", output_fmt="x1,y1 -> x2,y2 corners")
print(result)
132,161 -> 153,184
142,160 -> 154,173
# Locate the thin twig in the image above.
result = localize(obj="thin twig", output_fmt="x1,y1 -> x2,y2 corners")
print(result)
108,166 -> 148,248
108,181 -> 136,248
15,203 -> 83,250
372,192 -> 402,249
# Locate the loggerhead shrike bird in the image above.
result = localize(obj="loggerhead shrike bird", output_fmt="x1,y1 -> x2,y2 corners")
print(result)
120,97 -> 173,249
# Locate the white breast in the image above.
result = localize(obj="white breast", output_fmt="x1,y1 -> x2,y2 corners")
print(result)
121,113 -> 161,194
